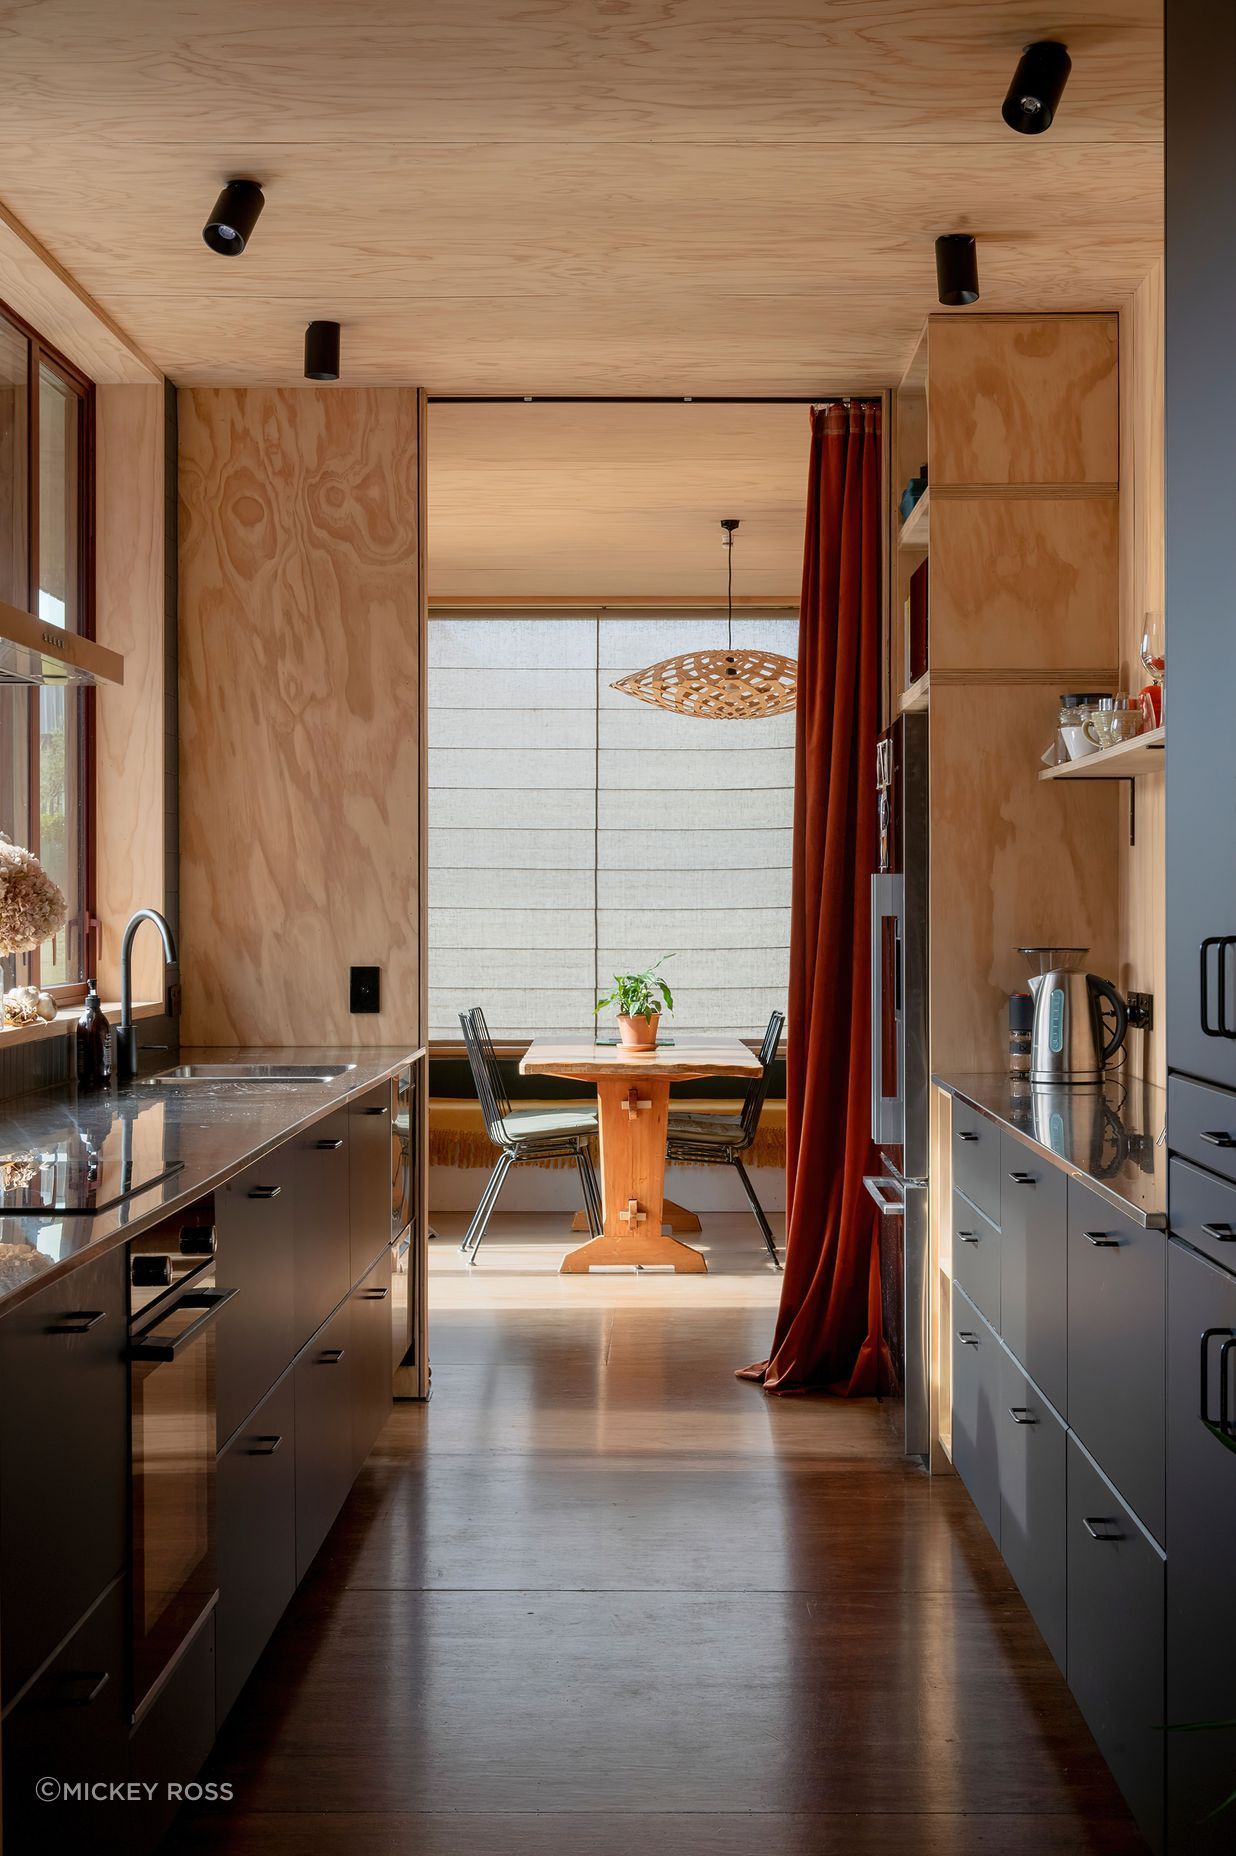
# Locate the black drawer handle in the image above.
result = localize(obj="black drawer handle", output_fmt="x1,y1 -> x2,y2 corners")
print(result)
1200,1130 -> 1236,1148
1008,1407 -> 1038,1424
361,1105 -> 388,1116
1083,1230 -> 1122,1248
315,1137 -> 344,1150
60,1670 -> 110,1707
247,1433 -> 283,1456
957,1131 -> 979,1143
1201,1327 -> 1236,1431
1008,1171 -> 1036,1185
363,1285 -> 391,1300
319,1347 -> 346,1364
1082,1516 -> 1125,1542
1202,1223 -> 1236,1243
248,1184 -> 282,1200
1201,936 -> 1236,1039
957,1231 -> 980,1244
957,1331 -> 980,1347
46,1309 -> 105,1335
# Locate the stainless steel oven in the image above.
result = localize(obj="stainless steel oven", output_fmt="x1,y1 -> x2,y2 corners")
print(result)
128,1199 -> 236,1719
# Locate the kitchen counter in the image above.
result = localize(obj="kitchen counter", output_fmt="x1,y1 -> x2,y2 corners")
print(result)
0,1046 -> 423,1313
932,1070 -> 1167,1227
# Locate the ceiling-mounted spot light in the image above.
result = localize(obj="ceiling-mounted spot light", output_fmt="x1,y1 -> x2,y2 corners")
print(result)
935,233 -> 980,307
304,320 -> 341,381
202,179 -> 265,256
1001,40 -> 1071,134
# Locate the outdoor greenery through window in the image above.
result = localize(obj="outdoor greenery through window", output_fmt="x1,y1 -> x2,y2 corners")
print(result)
0,305 -> 92,994
428,613 -> 795,1041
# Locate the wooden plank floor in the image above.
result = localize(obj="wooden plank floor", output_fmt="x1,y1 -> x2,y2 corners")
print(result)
172,1213 -> 1146,1855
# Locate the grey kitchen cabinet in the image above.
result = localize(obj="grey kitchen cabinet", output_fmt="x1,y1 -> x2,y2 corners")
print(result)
1067,1435 -> 1165,1852
1165,1238 -> 1236,1852
1067,1180 -> 1166,1542
997,1350 -> 1066,1673
291,1108 -> 351,1350
998,1133 -> 1067,1415
1167,1075 -> 1236,1185
350,1244 -> 393,1475
294,1298 -> 355,1581
951,1287 -> 1001,1545
952,1189 -> 1000,1331
216,1371 -> 297,1726
0,1246 -> 128,1705
1167,1155 -> 1236,1275
215,1149 -> 296,1449
349,1082 -> 393,1282
2,1577 -> 128,1855
953,1110 -> 1001,1225
128,1606 -> 216,1853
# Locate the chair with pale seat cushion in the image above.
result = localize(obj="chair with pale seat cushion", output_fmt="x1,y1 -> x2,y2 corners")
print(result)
665,1010 -> 784,1266
458,1007 -> 602,1263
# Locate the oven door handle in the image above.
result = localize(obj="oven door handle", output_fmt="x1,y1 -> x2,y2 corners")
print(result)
129,1287 -> 239,1362
863,1174 -> 905,1217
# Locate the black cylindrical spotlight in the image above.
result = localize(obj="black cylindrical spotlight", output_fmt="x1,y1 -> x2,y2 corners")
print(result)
304,320 -> 341,381
1001,40 -> 1071,134
202,179 -> 265,256
935,234 -> 979,307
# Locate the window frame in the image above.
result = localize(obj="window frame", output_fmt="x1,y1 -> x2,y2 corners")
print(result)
2,292 -> 96,1003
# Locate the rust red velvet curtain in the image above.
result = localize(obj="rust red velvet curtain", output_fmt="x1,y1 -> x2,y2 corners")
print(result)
741,400 -> 889,1396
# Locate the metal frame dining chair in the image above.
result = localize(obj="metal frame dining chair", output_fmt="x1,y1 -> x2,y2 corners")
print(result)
458,1007 -> 603,1263
665,1010 -> 785,1267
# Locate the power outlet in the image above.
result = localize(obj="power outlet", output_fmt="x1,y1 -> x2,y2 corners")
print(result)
350,966 -> 381,1014
1127,991 -> 1154,1031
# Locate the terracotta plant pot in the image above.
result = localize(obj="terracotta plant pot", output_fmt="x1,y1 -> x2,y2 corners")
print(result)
617,1012 -> 660,1050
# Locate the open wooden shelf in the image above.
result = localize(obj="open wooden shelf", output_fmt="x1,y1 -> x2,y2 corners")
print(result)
897,489 -> 930,550
899,672 -> 930,715
1039,724 -> 1165,781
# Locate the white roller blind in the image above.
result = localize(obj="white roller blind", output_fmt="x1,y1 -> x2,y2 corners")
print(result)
428,613 -> 795,1039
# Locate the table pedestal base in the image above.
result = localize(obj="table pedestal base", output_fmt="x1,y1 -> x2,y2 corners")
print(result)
559,1077 -> 707,1274
571,1196 -> 702,1237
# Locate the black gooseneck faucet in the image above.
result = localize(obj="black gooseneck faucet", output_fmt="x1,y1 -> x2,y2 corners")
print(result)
117,908 -> 178,1081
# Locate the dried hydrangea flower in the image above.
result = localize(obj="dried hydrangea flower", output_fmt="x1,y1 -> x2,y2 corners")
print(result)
0,834 -> 68,958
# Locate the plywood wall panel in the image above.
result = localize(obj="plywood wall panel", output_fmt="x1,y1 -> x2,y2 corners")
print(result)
928,316 -> 1119,487
179,387 -> 421,1045
95,384 -> 165,1002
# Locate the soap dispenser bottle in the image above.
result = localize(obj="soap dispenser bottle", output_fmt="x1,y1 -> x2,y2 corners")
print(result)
76,979 -> 113,1091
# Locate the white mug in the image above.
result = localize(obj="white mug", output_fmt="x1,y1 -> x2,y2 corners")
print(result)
1061,725 -> 1099,760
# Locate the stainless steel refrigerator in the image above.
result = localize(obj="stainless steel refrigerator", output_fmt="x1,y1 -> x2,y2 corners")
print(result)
866,712 -> 930,1461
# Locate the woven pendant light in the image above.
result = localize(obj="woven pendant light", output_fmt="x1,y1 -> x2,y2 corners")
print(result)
611,519 -> 797,720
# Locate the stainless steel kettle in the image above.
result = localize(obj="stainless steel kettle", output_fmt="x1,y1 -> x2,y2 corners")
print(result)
1025,963 -> 1128,1085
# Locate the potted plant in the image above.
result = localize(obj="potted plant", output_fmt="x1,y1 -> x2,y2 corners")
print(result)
595,956 -> 674,1051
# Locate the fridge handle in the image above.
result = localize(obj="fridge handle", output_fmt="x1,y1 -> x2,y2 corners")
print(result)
863,1173 -> 905,1217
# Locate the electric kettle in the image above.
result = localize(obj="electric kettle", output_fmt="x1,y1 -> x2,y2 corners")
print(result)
1018,946 -> 1128,1085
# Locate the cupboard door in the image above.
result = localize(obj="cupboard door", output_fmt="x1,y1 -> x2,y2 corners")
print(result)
351,1245 -> 393,1475
951,1288 -> 1001,1545
1165,1238 -> 1236,1852
294,1300 -> 354,1581
0,1247 -> 127,1705
953,1110 -> 1000,1224
1168,1155 -> 1236,1273
215,1152 -> 295,1448
952,1189 -> 1000,1330
349,1082 -> 393,1282
1067,1181 -> 1166,1541
216,1373 -> 297,1726
291,1110 -> 351,1350
997,1352 -> 1066,1672
2,1579 -> 128,1855
1067,1436 -> 1165,1850
999,1135 -> 1067,1413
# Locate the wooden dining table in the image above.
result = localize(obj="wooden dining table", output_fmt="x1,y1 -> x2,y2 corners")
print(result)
519,1035 -> 762,1273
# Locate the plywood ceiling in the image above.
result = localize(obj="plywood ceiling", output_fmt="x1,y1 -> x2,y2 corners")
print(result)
0,1 -> 1162,392
428,402 -> 810,600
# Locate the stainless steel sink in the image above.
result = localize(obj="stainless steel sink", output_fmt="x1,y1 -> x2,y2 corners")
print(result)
145,1063 -> 356,1086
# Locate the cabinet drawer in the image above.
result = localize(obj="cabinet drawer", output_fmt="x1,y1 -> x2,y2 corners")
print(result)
1066,1437 -> 1165,1850
2,1579 -> 128,1855
351,1244 -> 393,1475
953,1189 -> 1000,1329
294,1299 -> 354,1581
999,1134 -> 1068,1413
1166,1239 -> 1236,1851
0,1248 -> 128,1705
1067,1181 -> 1165,1541
953,1108 -> 1000,1224
129,1606 -> 216,1851
1169,1073 -> 1236,1185
215,1152 -> 296,1448
291,1109 -> 351,1350
951,1288 -> 1001,1545
349,1082 -> 393,1282
997,1353 -> 1066,1672
216,1373 -> 297,1726
1169,1155 -> 1236,1272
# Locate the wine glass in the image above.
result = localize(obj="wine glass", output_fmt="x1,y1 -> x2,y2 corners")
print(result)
1140,611 -> 1165,725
